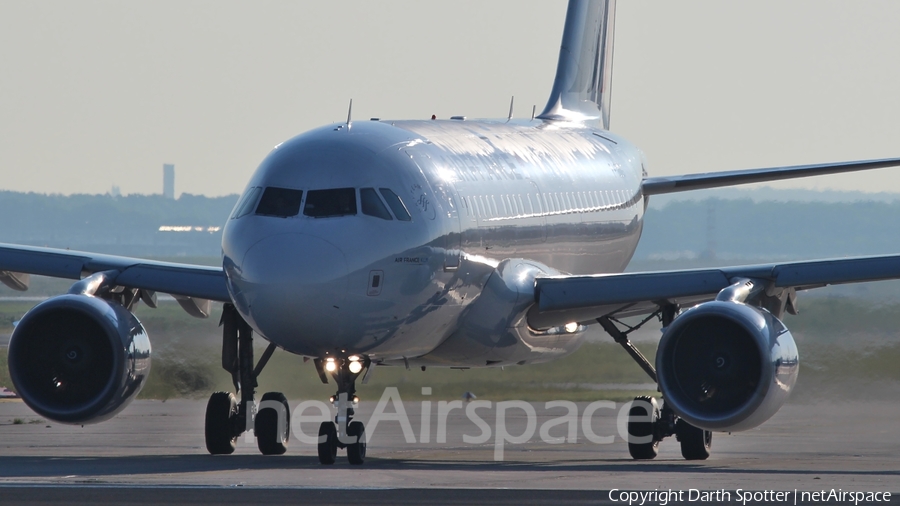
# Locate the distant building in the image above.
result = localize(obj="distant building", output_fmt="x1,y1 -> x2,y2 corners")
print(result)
110,185 -> 121,198
163,164 -> 175,199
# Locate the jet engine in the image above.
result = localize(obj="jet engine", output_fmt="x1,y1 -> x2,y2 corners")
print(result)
656,301 -> 799,432
7,294 -> 151,424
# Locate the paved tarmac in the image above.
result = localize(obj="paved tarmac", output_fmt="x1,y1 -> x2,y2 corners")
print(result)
0,397 -> 897,504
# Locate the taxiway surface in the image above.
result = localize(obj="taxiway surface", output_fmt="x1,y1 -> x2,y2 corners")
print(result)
0,398 -> 896,504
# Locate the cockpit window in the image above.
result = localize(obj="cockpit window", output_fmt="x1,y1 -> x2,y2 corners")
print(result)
360,188 -> 392,220
255,187 -> 303,217
303,188 -> 357,218
379,188 -> 411,221
231,186 -> 262,219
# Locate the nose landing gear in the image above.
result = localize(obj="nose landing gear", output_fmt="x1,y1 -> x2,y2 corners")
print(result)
314,356 -> 370,465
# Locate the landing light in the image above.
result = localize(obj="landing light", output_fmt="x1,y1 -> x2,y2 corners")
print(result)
348,360 -> 363,374
564,322 -> 578,333
325,358 -> 337,372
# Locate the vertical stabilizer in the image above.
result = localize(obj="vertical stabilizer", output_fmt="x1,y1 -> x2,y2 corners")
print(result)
538,0 -> 616,128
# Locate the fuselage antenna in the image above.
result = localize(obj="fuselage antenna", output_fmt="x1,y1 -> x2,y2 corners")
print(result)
508,96 -> 515,121
531,105 -> 536,121
346,99 -> 353,128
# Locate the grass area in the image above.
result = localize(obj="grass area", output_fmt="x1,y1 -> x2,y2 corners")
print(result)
247,341 -> 660,403
0,348 -> 11,392
1,296 -> 899,403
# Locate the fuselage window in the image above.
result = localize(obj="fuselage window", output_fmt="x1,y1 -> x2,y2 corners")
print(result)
255,187 -> 303,217
231,186 -> 262,219
360,188 -> 392,220
304,188 -> 357,218
378,188 -> 412,221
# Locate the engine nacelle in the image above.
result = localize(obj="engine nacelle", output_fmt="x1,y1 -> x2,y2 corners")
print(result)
8,294 -> 151,424
656,301 -> 799,432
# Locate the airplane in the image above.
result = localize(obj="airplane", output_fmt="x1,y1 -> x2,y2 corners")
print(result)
3,0 -> 900,465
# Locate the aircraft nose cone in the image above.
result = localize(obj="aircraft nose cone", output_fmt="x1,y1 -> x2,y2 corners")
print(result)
239,233 -> 348,349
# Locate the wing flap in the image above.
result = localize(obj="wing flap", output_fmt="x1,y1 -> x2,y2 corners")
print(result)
0,243 -> 230,302
530,254 -> 900,329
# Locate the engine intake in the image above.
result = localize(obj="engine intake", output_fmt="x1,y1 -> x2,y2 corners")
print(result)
8,294 -> 151,424
656,301 -> 799,432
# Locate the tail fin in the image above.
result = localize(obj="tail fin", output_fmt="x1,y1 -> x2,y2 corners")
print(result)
537,0 -> 616,128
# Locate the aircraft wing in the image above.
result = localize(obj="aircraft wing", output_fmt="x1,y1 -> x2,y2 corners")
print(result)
0,243 -> 230,303
529,254 -> 900,329
642,157 -> 900,195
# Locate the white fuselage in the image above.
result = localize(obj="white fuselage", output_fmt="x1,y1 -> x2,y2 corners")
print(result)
221,118 -> 646,367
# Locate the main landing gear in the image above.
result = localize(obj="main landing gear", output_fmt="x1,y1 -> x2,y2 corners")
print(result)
313,356 -> 370,465
625,395 -> 712,461
205,304 -> 288,456
598,307 -> 713,461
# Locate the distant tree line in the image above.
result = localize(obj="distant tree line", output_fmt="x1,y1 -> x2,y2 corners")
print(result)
637,198 -> 900,261
0,191 -> 238,257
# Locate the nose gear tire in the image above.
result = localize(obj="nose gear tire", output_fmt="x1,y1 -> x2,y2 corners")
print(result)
347,421 -> 366,465
318,421 -> 338,465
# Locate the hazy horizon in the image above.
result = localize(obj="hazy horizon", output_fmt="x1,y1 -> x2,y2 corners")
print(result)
3,1 -> 900,197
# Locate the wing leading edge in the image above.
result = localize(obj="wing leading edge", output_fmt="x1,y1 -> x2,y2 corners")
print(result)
529,254 -> 900,329
0,243 -> 230,303
642,157 -> 900,196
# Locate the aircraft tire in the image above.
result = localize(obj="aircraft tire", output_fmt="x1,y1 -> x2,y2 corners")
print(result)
347,421 -> 366,465
676,418 -> 712,460
318,421 -> 337,465
256,392 -> 290,455
627,396 -> 660,460
205,391 -> 238,455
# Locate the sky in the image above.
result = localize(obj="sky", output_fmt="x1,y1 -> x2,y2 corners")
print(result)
2,1 -> 900,197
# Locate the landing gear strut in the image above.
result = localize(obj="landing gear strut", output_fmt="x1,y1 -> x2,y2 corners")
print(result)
205,304 -> 287,456
314,356 -> 370,465
598,306 -> 712,461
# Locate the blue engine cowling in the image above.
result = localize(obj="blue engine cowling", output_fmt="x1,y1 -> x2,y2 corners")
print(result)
7,294 -> 151,424
656,301 -> 799,432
